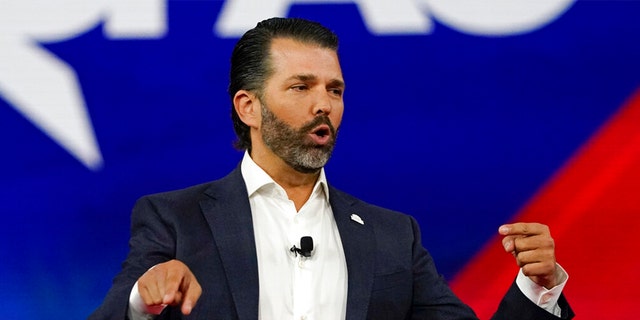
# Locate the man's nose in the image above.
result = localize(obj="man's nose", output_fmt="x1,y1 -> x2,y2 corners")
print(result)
312,90 -> 333,115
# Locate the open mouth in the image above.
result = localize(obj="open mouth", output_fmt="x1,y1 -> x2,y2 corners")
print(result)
313,125 -> 331,137
309,124 -> 332,145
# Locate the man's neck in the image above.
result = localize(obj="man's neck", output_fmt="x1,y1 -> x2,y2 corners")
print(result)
249,149 -> 320,211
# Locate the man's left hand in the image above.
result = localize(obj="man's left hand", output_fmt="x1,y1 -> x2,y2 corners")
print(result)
499,222 -> 558,289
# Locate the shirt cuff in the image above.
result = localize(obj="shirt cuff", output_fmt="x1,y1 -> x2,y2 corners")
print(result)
128,281 -> 167,320
515,263 -> 569,317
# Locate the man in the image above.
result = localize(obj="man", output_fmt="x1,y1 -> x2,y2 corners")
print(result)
90,17 -> 573,319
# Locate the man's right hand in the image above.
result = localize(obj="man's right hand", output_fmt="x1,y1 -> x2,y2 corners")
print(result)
137,259 -> 202,315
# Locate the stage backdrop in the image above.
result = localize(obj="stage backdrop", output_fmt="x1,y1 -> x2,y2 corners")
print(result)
1,1 -> 639,319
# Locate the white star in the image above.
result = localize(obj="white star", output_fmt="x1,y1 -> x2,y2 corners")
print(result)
0,0 -> 167,171
0,39 -> 104,170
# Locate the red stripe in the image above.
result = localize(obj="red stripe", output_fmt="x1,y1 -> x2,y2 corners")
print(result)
450,87 -> 640,319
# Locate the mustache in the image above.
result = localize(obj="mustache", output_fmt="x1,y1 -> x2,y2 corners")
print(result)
299,115 -> 336,136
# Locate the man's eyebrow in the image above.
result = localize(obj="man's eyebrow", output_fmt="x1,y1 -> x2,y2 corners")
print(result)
287,74 -> 317,82
328,79 -> 345,89
287,74 -> 345,88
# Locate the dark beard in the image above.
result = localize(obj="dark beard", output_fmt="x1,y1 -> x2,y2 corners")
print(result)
260,104 -> 337,174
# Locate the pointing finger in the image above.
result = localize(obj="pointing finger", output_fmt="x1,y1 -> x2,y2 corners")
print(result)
499,222 -> 549,237
180,273 -> 202,315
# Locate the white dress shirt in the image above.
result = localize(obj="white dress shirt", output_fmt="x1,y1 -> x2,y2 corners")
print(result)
127,152 -> 568,319
242,152 -> 348,320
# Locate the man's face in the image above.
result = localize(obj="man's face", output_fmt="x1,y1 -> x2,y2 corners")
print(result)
258,38 -> 345,173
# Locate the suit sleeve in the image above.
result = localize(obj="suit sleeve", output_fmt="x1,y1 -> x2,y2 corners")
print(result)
88,196 -> 176,320
491,280 -> 574,320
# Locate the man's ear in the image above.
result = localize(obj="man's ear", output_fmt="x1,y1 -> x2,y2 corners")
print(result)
233,90 -> 260,128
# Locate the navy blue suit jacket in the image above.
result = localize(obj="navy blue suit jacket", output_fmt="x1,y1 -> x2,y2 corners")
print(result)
90,167 -> 573,319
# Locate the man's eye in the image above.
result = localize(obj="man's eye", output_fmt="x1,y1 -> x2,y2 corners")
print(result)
291,85 -> 307,91
329,88 -> 343,96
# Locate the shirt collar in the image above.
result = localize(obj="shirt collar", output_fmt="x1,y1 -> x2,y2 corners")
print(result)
240,151 -> 330,201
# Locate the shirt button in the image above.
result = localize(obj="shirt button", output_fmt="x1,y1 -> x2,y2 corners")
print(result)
300,316 -> 307,320
541,293 -> 552,303
298,260 -> 305,268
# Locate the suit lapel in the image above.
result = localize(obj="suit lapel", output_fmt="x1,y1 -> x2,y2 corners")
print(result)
200,168 -> 259,320
197,169 -> 377,320
330,187 -> 376,320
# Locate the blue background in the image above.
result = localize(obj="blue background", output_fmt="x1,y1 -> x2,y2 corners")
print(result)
1,1 -> 639,318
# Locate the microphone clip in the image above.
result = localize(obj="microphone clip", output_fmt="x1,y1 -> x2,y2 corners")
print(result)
290,246 -> 310,258
290,236 -> 313,258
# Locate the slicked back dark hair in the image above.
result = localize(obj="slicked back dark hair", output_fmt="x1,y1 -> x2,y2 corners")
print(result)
228,17 -> 339,150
